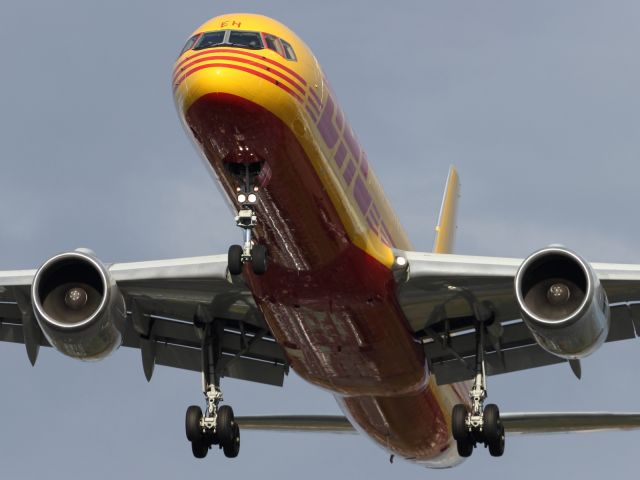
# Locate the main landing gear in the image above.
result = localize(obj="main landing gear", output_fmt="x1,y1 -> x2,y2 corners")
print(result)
185,313 -> 240,459
227,165 -> 268,276
451,319 -> 505,458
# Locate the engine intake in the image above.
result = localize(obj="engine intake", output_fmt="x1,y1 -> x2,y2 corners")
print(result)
32,250 -> 126,360
515,247 -> 609,359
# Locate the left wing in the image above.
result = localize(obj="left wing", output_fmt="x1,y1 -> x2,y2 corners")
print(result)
0,252 -> 287,386
394,250 -> 640,384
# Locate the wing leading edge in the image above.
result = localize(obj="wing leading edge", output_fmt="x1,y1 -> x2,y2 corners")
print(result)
0,253 -> 288,386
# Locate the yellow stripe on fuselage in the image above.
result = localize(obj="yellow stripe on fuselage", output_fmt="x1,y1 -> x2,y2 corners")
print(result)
173,13 -> 412,268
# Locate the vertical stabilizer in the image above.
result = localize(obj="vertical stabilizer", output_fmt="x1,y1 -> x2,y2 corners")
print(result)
433,166 -> 460,254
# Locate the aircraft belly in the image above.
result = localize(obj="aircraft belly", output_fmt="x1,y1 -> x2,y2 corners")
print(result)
183,90 -> 464,465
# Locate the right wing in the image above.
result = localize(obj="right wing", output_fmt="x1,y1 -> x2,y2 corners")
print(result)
395,251 -> 640,384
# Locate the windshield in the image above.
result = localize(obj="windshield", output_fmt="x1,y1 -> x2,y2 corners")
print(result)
193,30 -> 264,51
194,31 -> 226,50
227,31 -> 263,49
184,30 -> 295,59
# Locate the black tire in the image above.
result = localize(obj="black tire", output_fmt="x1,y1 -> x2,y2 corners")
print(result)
223,423 -> 240,458
251,244 -> 267,275
228,245 -> 243,275
451,404 -> 468,441
483,404 -> 501,443
456,438 -> 473,457
191,438 -> 209,459
185,405 -> 203,442
488,425 -> 505,457
216,405 -> 235,446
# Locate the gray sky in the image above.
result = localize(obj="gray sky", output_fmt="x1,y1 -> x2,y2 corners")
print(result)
0,0 -> 639,477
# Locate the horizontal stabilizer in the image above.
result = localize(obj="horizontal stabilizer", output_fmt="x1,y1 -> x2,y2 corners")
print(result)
237,412 -> 640,435
237,415 -> 356,433
502,412 -> 640,435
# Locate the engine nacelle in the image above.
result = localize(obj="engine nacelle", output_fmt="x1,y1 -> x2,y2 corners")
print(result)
515,246 -> 609,359
31,250 -> 126,360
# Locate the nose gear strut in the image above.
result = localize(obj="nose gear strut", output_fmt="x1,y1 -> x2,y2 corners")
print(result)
451,318 -> 505,458
227,164 -> 268,276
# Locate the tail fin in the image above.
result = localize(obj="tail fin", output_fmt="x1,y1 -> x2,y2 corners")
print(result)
433,166 -> 460,254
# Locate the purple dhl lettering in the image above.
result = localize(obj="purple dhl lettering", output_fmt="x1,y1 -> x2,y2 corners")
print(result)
309,87 -> 322,106
334,143 -> 347,168
308,92 -> 322,113
307,96 -> 321,117
359,152 -> 369,178
305,105 -> 318,122
317,96 -> 338,148
366,217 -> 379,235
343,160 -> 356,185
343,126 -> 361,163
371,204 -> 381,223
353,177 -> 373,215
380,223 -> 395,247
335,107 -> 344,132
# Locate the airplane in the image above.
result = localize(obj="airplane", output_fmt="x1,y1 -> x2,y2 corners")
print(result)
2,11 -> 640,469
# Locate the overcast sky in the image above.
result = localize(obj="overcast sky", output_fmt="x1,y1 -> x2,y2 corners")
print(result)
0,0 -> 639,478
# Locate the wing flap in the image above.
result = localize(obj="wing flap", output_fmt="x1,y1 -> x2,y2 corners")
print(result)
423,304 -> 638,385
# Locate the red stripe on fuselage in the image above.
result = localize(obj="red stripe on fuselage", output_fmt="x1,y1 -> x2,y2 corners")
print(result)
175,47 -> 307,86
172,54 -> 306,95
185,92 -> 451,462
173,63 -> 303,103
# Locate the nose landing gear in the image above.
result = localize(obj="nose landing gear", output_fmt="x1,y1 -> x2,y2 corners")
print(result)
451,319 -> 505,458
227,167 -> 268,276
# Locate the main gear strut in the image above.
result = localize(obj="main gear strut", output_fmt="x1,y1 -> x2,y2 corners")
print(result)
451,318 -> 505,458
185,311 -> 240,459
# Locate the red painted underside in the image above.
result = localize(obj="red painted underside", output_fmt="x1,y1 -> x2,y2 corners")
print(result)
185,93 -> 455,463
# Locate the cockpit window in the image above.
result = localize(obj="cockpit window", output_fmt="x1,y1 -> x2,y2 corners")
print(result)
227,31 -> 263,49
179,34 -> 200,57
194,31 -> 226,50
264,34 -> 281,54
281,40 -> 297,61
182,30 -> 296,61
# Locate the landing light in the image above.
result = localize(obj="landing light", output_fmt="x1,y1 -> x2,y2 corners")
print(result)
395,256 -> 407,267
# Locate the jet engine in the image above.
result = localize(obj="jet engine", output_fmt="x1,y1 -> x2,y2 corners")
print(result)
31,249 -> 126,360
515,246 -> 609,359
